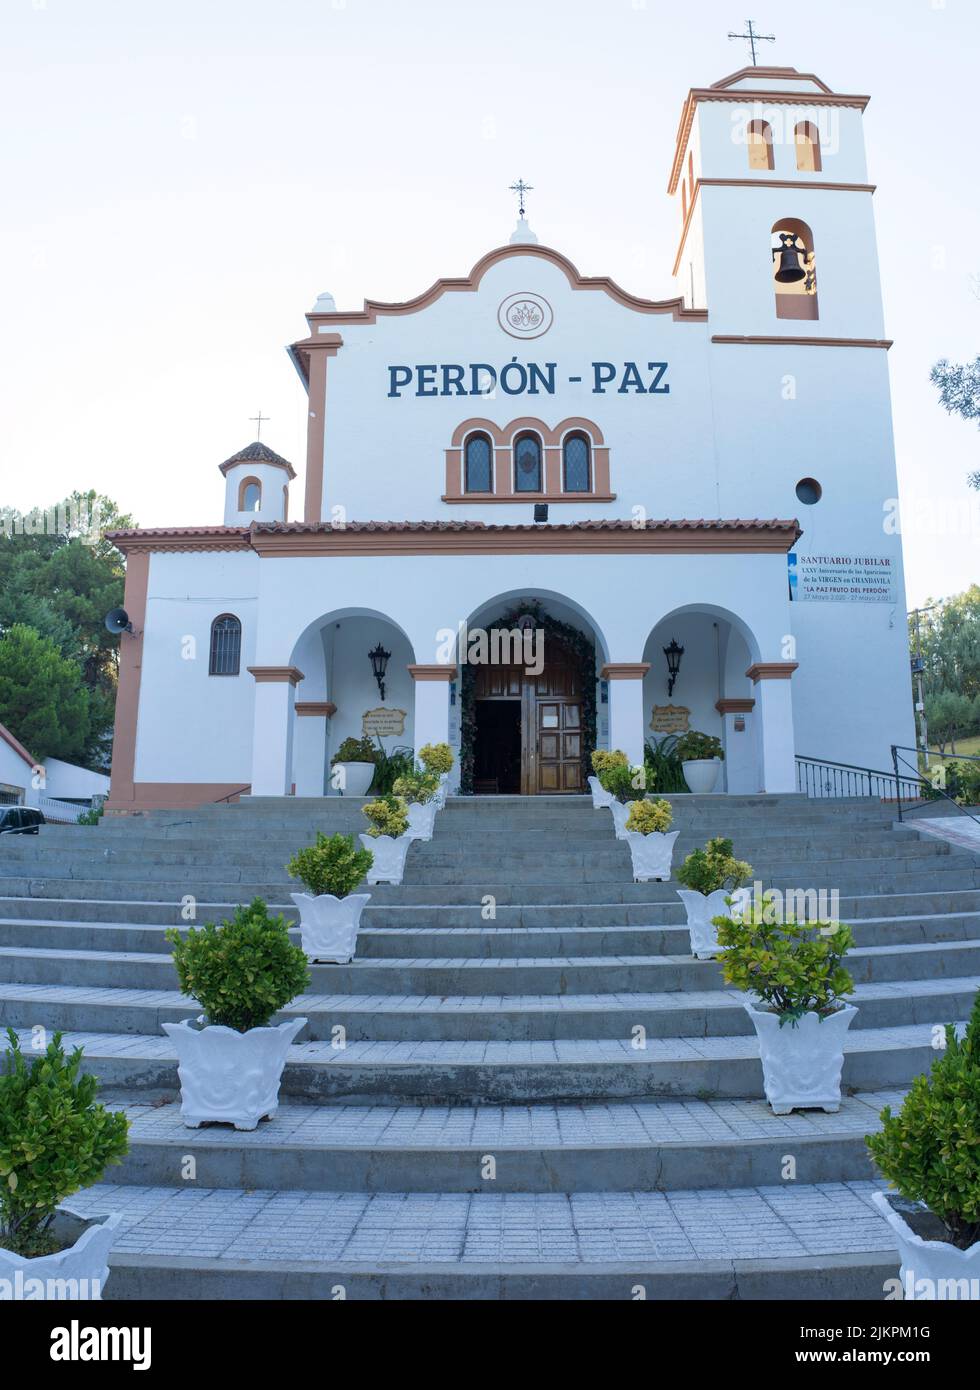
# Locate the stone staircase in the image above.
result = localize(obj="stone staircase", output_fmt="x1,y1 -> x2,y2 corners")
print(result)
1,792 -> 978,1300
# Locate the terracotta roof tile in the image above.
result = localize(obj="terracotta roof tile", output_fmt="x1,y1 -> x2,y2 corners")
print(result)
218,442 -> 297,479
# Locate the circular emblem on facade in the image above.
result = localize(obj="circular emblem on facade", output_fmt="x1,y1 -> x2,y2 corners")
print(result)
497,291 -> 553,339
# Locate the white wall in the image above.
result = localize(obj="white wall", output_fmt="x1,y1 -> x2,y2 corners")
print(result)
42,758 -> 110,800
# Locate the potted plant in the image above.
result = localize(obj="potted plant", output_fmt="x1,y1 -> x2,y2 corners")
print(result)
867,991 -> 980,1300
676,730 -> 725,794
588,750 -> 627,810
598,758 -> 648,839
359,794 -> 412,884
0,1029 -> 129,1300
393,767 -> 441,841
330,735 -> 377,796
286,832 -> 374,963
715,907 -> 857,1114
163,899 -> 310,1130
675,837 -> 753,960
624,798 -> 678,882
419,742 -> 454,808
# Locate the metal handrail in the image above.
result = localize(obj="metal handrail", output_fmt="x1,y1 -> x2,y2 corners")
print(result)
891,745 -> 980,828
214,785 -> 250,804
795,754 -> 924,803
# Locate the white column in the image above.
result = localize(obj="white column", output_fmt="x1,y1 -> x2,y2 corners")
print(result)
248,666 -> 303,797
602,664 -> 650,770
409,665 -> 454,756
716,699 -> 758,794
749,664 -> 798,794
293,703 -> 333,797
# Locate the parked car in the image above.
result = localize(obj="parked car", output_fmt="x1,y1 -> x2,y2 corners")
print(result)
0,806 -> 45,835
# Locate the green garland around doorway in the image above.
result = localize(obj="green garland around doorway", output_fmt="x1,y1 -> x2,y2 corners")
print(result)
458,599 -> 598,794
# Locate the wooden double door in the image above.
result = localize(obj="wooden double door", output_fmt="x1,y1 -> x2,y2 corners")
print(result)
473,643 -> 584,795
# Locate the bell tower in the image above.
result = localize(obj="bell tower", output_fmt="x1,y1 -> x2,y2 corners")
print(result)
669,66 -> 887,342
219,441 -> 296,526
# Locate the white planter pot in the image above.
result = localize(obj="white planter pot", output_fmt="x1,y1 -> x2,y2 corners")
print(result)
609,800 -> 639,840
682,759 -> 722,794
626,830 -> 680,882
432,772 -> 450,810
677,889 -> 734,960
745,1002 -> 857,1114
290,891 -> 371,963
359,832 -> 411,885
871,1192 -> 980,1300
587,776 -> 615,810
161,1016 -> 306,1130
406,800 -> 438,842
334,760 -> 375,796
0,1208 -> 121,1300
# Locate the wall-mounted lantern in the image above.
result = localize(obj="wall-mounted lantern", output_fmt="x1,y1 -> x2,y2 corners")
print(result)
663,639 -> 684,697
369,643 -> 391,701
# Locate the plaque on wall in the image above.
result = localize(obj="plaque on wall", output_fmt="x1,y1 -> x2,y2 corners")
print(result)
361,707 -> 407,738
651,705 -> 691,734
788,552 -> 897,604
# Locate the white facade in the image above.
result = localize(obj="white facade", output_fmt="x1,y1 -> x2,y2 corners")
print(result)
104,66 -> 916,813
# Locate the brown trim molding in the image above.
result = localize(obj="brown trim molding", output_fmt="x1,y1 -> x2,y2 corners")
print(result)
247,665 -> 305,685
105,782 -> 251,815
0,720 -> 36,771
746,663 -> 799,683
716,698 -> 757,715
289,246 -> 705,377
601,663 -> 651,681
408,665 -> 456,682
713,335 -> 893,350
301,336 -> 343,524
294,701 -> 337,717
104,551 -> 150,814
107,519 -> 802,558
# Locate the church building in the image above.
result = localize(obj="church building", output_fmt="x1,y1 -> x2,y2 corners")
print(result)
104,65 -> 915,813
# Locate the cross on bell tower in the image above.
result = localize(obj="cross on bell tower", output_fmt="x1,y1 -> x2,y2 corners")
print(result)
509,178 -> 533,220
727,19 -> 775,65
249,409 -> 269,441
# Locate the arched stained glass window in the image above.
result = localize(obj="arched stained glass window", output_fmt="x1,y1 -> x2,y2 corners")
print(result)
209,614 -> 241,676
514,433 -> 542,492
464,433 -> 493,492
562,433 -> 591,493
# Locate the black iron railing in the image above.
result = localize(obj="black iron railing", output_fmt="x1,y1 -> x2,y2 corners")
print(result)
891,745 -> 980,827
796,755 -> 923,803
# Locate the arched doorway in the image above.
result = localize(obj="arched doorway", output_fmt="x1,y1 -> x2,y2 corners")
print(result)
460,597 -> 602,795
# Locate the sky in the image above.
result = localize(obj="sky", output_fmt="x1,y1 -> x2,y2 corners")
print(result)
2,0 -> 978,608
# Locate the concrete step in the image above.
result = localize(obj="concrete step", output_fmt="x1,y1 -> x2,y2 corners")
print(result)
0,835 -> 952,872
2,861 -> 977,903
104,1092 -> 900,1193
4,887 -> 980,927
63,1176 -> 902,1300
4,939 -> 976,995
2,976 -> 972,1042
6,909 -> 980,956
9,1020 -> 960,1104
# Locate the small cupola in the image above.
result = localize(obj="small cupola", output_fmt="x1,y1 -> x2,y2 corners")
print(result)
219,441 -> 296,526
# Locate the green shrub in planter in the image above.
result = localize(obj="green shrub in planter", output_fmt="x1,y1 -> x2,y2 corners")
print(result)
370,742 -> 415,794
626,799 -> 673,834
866,992 -> 980,1250
677,838 -> 752,895
419,742 -> 453,776
286,832 -> 373,897
676,731 -> 725,763
362,794 -> 409,839
392,769 -> 440,804
598,761 -> 648,804
0,1029 -> 129,1257
591,749 -> 629,777
165,898 -> 310,1034
715,907 -> 855,1025
330,736 -> 377,767
644,736 -> 687,793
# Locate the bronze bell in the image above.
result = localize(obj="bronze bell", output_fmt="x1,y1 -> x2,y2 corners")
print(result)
774,233 -> 807,284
